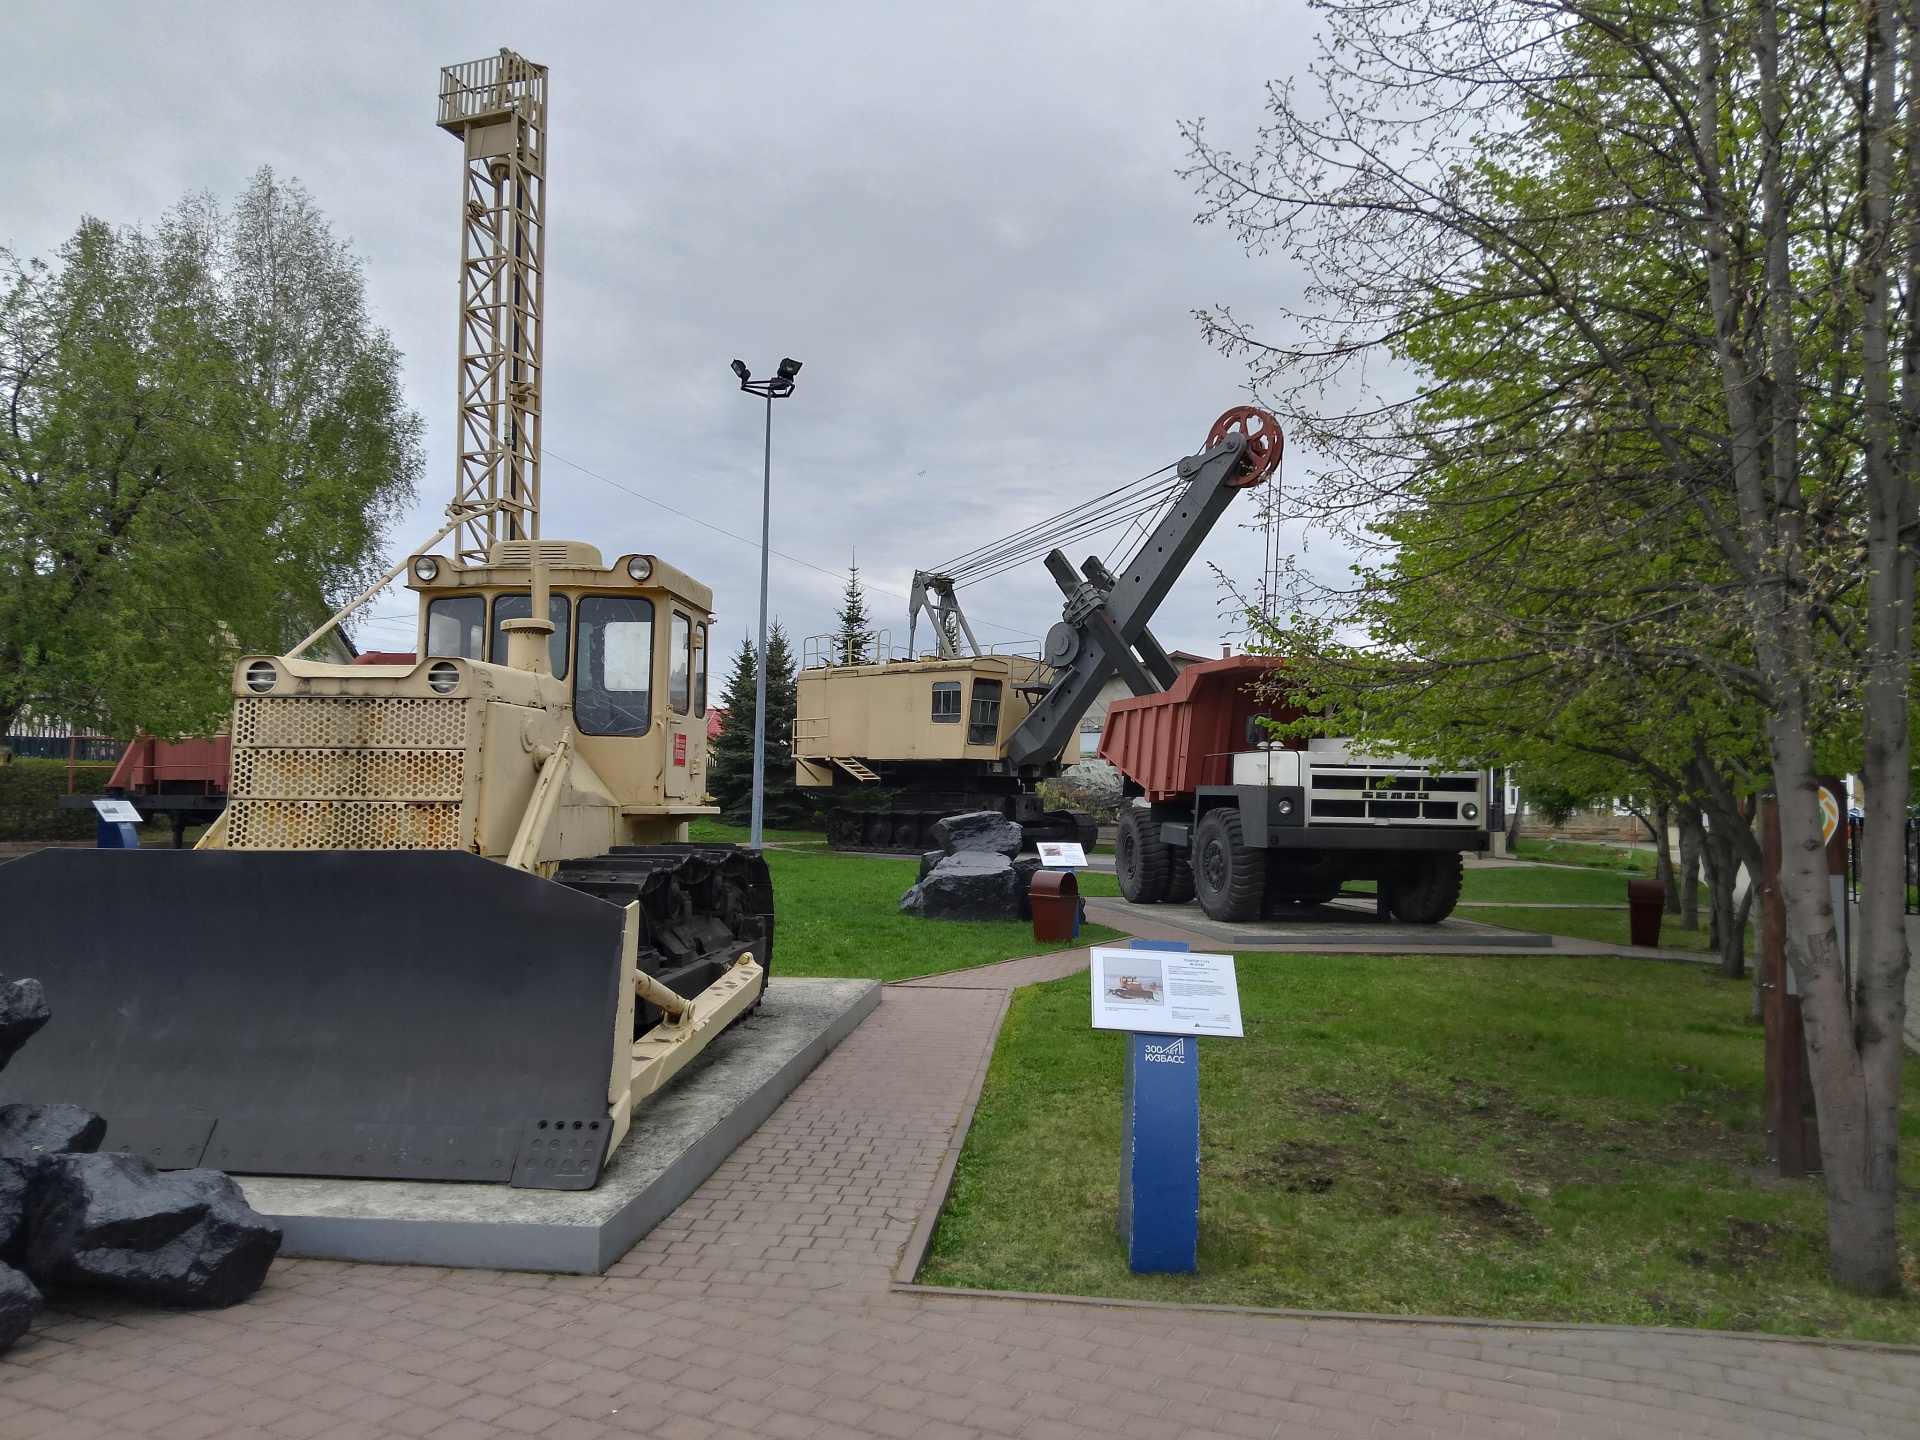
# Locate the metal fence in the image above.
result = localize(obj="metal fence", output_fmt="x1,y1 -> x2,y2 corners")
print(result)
3,733 -> 125,762
1842,815 -> 1920,914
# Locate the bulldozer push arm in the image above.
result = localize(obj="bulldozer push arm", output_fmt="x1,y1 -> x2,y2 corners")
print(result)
1007,411 -> 1281,769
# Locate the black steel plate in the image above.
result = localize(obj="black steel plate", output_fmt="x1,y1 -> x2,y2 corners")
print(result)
0,850 -> 627,1185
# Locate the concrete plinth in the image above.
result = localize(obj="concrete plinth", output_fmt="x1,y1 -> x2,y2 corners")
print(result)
235,977 -> 881,1274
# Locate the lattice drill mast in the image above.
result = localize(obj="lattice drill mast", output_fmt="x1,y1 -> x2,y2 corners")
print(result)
437,49 -> 548,564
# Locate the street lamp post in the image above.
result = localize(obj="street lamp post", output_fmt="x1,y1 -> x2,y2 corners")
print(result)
731,357 -> 801,854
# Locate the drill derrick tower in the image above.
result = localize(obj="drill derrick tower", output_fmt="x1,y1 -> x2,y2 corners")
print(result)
438,49 -> 548,564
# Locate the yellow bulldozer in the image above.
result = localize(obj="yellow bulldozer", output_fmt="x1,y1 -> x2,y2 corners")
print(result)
0,51 -> 771,1193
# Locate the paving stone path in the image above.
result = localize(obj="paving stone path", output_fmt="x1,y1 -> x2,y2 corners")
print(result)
1,948 -> 1914,1439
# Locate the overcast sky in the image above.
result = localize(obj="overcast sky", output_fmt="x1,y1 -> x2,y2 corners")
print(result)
3,1 -> 1346,663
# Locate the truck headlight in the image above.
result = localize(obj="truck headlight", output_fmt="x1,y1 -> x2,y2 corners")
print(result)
1277,798 -> 1294,816
245,660 -> 278,693
428,661 -> 460,694
1462,802 -> 1480,821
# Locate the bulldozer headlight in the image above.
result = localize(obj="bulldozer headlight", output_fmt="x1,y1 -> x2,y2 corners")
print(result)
427,661 -> 460,694
245,660 -> 278,693
626,556 -> 653,583
1462,802 -> 1480,821
412,555 -> 440,582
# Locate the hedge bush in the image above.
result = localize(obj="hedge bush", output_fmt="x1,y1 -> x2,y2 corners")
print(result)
0,759 -> 116,841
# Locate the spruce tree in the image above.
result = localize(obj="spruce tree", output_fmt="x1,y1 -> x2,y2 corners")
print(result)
707,635 -> 758,820
709,623 -> 813,829
836,557 -> 873,666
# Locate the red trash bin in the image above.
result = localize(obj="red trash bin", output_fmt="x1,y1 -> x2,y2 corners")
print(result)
1627,878 -> 1665,948
1031,869 -> 1080,943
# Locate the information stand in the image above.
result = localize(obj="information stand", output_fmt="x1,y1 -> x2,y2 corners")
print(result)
92,798 -> 142,850
1094,940 -> 1243,1273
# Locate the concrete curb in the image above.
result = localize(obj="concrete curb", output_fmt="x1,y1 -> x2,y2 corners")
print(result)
888,1282 -> 1920,1356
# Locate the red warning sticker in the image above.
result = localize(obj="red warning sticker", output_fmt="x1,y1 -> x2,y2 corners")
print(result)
673,733 -> 687,767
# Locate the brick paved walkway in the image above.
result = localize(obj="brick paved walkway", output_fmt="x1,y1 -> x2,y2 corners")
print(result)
2,948 -> 1914,1440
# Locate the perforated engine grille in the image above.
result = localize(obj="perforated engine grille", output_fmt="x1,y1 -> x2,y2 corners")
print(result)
228,697 -> 468,850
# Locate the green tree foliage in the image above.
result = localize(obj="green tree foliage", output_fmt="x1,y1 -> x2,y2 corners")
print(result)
1188,0 -> 1913,1291
0,169 -> 422,739
836,556 -> 873,665
709,623 -> 812,829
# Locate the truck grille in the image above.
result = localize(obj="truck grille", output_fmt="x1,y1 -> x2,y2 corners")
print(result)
1308,766 -> 1480,826
227,697 -> 467,850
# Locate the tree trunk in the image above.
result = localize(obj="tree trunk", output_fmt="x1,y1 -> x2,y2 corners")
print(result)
1651,801 -> 1678,912
1678,800 -> 1704,929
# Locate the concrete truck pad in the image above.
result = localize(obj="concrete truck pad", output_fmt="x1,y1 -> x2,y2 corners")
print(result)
234,977 -> 880,1274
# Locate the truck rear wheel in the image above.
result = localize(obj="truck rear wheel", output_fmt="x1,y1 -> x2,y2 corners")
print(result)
1166,850 -> 1196,904
1194,807 -> 1264,922
1385,851 -> 1463,924
1116,806 -> 1169,903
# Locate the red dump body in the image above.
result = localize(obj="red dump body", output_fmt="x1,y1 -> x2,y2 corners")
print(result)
1097,655 -> 1306,802
107,735 -> 231,796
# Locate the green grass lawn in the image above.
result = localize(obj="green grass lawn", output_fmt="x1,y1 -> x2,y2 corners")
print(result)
922,950 -> 1920,1341
1463,865 -> 1681,904
766,848 -> 1122,981
1515,836 -> 1658,874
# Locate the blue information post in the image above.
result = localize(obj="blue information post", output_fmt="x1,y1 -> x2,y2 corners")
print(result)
92,798 -> 142,849
1093,939 -> 1243,1275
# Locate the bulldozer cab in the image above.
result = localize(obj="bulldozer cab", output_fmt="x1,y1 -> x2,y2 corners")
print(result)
408,540 -> 720,844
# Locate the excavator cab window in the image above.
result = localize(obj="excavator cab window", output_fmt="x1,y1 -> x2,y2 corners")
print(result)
931,681 -> 961,723
669,612 -> 691,714
576,595 -> 654,736
694,623 -> 708,717
489,593 -> 572,678
968,679 -> 1003,746
426,595 -> 486,660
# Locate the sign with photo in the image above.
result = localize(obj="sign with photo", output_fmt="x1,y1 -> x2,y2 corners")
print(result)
1090,946 -> 1243,1037
1035,841 -> 1088,867
90,799 -> 142,825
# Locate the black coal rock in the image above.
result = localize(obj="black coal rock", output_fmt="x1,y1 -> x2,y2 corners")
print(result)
900,850 -> 1020,921
918,850 -> 945,882
0,1261 -> 41,1352
25,1153 -> 281,1308
1012,857 -> 1043,919
0,1104 -> 105,1164
0,977 -> 49,1072
930,811 -> 1024,858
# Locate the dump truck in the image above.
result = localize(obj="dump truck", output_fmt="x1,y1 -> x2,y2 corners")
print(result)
796,407 -> 1284,851
0,50 -> 772,1192
1099,655 -> 1492,923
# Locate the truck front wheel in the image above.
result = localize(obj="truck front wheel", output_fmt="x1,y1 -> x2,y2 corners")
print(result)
1116,806 -> 1170,904
1194,807 -> 1264,922
1384,851 -> 1463,924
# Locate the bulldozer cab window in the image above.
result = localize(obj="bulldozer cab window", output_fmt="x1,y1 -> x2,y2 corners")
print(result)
669,612 -> 691,714
576,596 -> 654,735
489,593 -> 572,678
931,681 -> 961,723
694,623 -> 708,717
426,595 -> 486,660
967,679 -> 1003,745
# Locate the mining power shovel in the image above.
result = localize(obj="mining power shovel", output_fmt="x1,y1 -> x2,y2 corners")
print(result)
0,51 -> 771,1192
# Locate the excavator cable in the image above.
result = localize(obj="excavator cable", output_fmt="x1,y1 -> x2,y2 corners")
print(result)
932,462 -> 1181,587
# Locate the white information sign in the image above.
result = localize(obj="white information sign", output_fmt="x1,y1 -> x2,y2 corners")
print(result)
1090,946 -> 1243,1037
1035,841 -> 1088,868
91,799 -> 142,824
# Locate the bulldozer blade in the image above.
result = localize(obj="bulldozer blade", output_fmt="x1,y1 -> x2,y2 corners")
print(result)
0,849 -> 628,1187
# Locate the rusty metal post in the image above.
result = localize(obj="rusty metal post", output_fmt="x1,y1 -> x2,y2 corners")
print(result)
1759,793 -> 1820,1177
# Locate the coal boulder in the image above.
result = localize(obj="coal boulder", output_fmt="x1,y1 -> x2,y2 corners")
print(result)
899,850 -> 1020,921
0,976 -> 50,1071
25,1153 -> 281,1309
929,811 -> 1023,858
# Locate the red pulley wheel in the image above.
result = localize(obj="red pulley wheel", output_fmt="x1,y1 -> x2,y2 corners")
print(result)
1205,406 -> 1284,488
